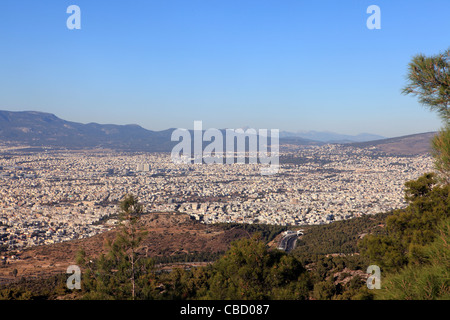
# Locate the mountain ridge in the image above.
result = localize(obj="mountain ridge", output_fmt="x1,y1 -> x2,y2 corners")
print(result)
0,110 -> 436,154
349,131 -> 437,155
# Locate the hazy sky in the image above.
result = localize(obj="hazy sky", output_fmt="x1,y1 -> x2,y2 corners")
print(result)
0,0 -> 449,137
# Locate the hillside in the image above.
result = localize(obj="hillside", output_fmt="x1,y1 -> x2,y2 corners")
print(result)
0,210 -> 389,286
0,209 -> 396,301
0,212 -> 250,285
292,211 -> 390,259
349,132 -> 437,155
0,110 -> 176,152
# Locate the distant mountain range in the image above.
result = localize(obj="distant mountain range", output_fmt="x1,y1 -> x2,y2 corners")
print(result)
0,110 -> 175,152
0,110 -> 436,154
279,130 -> 385,143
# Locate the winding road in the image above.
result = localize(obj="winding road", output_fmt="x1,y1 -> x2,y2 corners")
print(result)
277,231 -> 302,252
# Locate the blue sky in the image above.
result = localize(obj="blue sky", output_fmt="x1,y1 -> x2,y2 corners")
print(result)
0,0 -> 449,137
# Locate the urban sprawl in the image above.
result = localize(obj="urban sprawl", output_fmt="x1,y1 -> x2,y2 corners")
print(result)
0,144 -> 432,252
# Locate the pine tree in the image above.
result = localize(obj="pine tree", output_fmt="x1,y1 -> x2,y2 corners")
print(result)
76,194 -> 156,300
108,194 -> 148,299
402,49 -> 450,121
403,48 -> 450,183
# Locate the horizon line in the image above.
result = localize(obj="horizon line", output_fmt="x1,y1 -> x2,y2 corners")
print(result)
0,109 -> 438,140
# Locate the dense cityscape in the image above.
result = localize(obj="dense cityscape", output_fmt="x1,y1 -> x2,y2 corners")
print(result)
0,143 -> 432,252
1,0 -> 450,305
